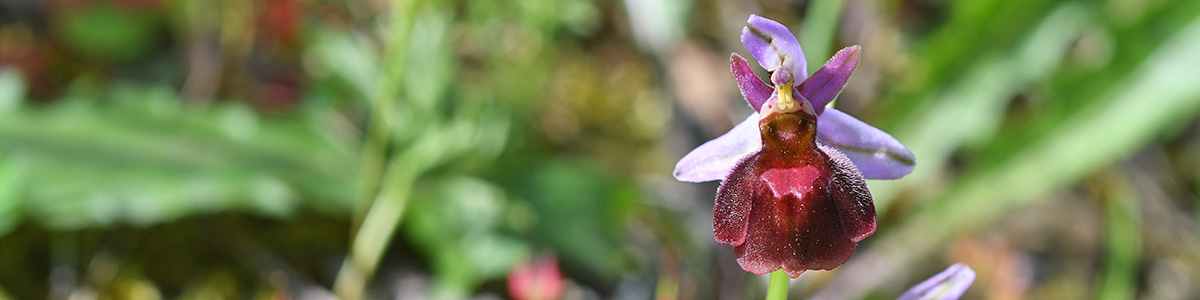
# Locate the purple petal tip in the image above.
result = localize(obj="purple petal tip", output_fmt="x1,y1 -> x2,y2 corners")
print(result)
898,263 -> 976,300
816,109 -> 915,180
673,114 -> 764,182
740,15 -> 806,84
800,46 -> 861,113
730,53 -> 773,112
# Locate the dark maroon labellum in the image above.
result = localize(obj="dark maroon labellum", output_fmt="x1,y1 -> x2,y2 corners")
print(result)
713,104 -> 876,278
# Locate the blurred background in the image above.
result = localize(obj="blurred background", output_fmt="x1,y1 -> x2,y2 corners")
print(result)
0,0 -> 1197,299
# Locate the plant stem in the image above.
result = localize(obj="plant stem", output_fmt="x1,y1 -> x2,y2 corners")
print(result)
1098,174 -> 1140,300
334,0 -> 423,299
765,270 -> 790,300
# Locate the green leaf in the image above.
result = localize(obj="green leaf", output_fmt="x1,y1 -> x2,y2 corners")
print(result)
405,177 -> 530,294
869,3 -> 1091,209
521,161 -> 631,281
0,88 -> 356,229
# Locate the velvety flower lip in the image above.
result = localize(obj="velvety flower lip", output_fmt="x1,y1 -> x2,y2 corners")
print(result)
898,263 -> 976,300
674,14 -> 916,278
713,104 -> 876,278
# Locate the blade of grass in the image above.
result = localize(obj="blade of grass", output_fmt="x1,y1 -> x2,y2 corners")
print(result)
868,3 -> 1089,210
334,0 -> 424,298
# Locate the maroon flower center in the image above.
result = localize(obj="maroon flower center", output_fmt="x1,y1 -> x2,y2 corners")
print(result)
713,97 -> 875,278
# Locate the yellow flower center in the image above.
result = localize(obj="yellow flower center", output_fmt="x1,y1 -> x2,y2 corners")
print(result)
775,83 -> 795,111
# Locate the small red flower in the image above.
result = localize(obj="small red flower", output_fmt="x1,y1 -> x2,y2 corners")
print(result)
508,254 -> 565,300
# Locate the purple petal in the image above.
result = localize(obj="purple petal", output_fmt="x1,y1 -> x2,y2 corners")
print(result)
730,53 -> 773,112
898,263 -> 976,300
741,15 -> 807,84
816,108 -> 914,179
674,113 -> 763,182
800,46 -> 861,115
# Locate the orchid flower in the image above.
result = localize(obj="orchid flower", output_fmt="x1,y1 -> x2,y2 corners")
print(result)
673,15 -> 915,278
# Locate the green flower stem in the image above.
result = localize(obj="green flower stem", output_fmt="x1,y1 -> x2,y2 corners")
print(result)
334,0 -> 424,299
351,0 -> 424,226
352,113 -> 388,228
766,270 -> 790,300
335,167 -> 416,300
335,129 -> 449,299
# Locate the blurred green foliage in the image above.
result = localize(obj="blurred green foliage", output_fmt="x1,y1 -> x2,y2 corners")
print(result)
0,0 -> 1196,299
58,2 -> 159,61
